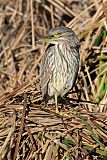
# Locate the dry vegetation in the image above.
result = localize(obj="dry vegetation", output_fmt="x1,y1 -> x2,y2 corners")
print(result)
0,0 -> 107,159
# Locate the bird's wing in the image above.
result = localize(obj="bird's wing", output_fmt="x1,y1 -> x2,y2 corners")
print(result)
61,47 -> 80,96
40,44 -> 54,97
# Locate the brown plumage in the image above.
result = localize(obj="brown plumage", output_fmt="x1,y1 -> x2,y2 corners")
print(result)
39,27 -> 80,112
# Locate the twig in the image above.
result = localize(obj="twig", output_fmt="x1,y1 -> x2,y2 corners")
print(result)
13,93 -> 27,160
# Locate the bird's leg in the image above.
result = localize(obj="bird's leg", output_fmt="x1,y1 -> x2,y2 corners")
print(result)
55,95 -> 59,113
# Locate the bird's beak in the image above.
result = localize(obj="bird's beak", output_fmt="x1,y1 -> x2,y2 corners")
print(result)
36,35 -> 50,43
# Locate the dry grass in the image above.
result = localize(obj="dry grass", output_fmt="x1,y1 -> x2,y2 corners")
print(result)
0,0 -> 107,159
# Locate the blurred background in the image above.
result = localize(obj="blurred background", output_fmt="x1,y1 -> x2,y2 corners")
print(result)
0,0 -> 107,159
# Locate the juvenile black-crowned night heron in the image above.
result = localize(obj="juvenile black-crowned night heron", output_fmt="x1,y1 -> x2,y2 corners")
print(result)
39,27 -> 80,112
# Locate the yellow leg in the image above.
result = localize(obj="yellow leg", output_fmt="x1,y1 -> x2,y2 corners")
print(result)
55,95 -> 59,113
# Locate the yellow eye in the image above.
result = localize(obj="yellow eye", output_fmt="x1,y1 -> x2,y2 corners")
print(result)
54,32 -> 62,37
49,32 -> 62,39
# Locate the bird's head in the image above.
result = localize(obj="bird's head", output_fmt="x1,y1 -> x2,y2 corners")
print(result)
37,27 -> 79,46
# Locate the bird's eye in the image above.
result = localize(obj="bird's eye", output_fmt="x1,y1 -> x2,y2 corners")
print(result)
54,32 -> 62,37
49,32 -> 62,39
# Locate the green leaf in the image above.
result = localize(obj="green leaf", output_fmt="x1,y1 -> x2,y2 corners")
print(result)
80,115 -> 104,148
62,138 -> 75,149
83,145 -> 94,151
93,29 -> 107,46
84,146 -> 107,156
96,149 -> 107,156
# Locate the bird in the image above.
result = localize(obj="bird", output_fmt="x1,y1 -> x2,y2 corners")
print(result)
38,26 -> 80,113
